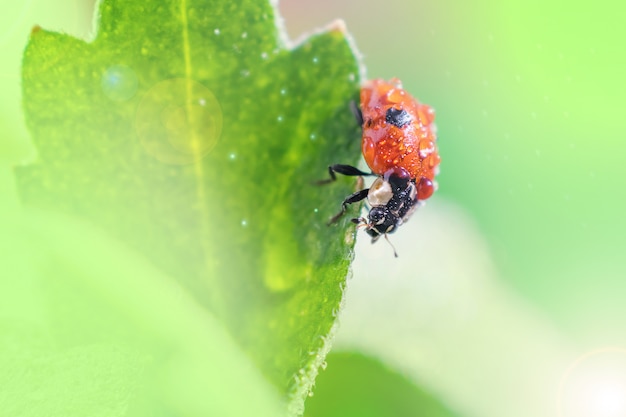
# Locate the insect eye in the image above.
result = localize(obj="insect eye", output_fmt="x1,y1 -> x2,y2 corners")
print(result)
385,107 -> 412,128
368,207 -> 386,223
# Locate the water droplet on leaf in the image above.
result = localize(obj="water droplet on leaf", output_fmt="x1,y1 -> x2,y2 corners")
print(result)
101,65 -> 138,102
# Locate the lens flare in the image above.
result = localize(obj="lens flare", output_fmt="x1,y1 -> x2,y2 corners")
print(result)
558,347 -> 626,417
135,78 -> 222,164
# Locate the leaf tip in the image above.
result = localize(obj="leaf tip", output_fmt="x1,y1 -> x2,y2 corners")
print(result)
327,19 -> 348,36
30,25 -> 42,36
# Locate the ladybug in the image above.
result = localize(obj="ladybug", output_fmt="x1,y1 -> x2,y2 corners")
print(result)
320,78 -> 440,256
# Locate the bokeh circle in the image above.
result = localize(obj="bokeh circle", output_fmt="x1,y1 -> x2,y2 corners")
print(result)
135,78 -> 223,164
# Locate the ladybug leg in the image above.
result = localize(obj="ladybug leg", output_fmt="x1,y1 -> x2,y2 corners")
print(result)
316,164 -> 373,185
328,188 -> 369,225
350,100 -> 364,126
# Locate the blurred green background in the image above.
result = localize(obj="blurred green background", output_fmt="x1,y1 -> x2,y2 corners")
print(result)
2,0 -> 626,417
281,0 -> 626,344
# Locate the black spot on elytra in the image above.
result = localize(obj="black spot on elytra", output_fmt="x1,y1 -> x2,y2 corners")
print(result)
385,107 -> 412,128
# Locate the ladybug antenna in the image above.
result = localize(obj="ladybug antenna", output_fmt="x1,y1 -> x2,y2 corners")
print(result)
384,234 -> 399,258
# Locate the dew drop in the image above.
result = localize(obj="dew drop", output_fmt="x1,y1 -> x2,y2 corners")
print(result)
309,133 -> 317,141
344,229 -> 355,245
312,56 -> 319,64
228,152 -> 237,161
277,115 -> 283,122
241,219 -> 248,227
241,32 -> 248,38
101,65 -> 139,102
280,88 -> 287,95
418,140 -> 435,158
261,52 -> 268,59
214,28 -> 220,35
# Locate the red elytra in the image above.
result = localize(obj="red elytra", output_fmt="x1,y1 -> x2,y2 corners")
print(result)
360,78 -> 440,200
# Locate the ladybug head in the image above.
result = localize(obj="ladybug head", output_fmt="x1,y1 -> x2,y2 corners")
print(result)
364,206 -> 400,242
353,172 -> 418,247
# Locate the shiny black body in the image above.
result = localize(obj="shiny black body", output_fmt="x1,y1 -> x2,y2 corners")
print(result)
321,164 -> 417,241
362,175 -> 417,241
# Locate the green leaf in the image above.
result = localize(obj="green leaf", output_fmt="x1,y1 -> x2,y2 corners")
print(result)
15,0 -> 362,414
0,209 -> 284,417
304,352 -> 463,417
